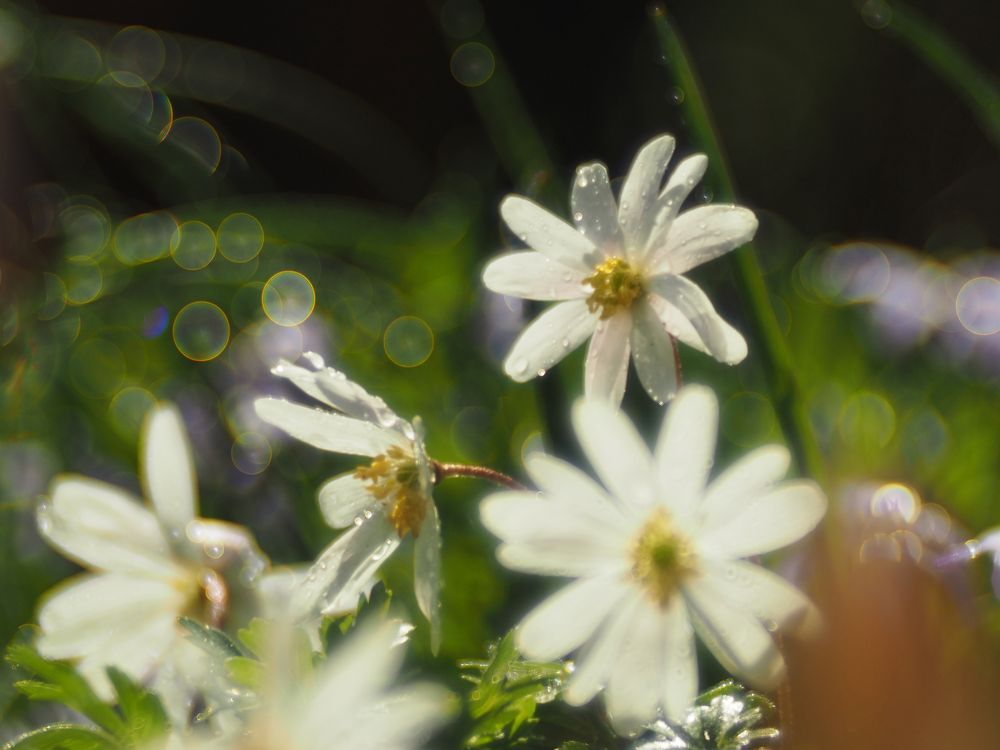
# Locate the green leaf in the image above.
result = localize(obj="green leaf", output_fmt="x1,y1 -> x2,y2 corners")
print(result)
225,656 -> 266,689
2,724 -> 121,750
105,668 -> 169,746
5,644 -> 125,737
178,616 -> 245,659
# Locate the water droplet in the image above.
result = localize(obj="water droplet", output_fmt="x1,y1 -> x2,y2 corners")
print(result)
205,543 -> 224,559
573,211 -> 583,222
272,363 -> 286,374
576,175 -> 589,188
669,86 -> 685,104
666,198 -> 674,207
364,509 -> 374,520
620,201 -> 629,211
698,223 -> 707,231
536,368 -> 547,377
701,188 -> 714,202
561,338 -> 570,348
303,351 -> 325,369
353,516 -> 364,526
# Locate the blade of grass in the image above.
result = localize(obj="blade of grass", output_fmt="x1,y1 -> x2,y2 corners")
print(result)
650,3 -> 826,487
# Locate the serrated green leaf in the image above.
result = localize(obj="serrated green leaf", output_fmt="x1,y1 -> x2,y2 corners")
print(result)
225,656 -> 266,689
2,724 -> 121,750
178,617 -> 245,659
5,645 -> 124,737
106,668 -> 169,746
236,618 -> 271,658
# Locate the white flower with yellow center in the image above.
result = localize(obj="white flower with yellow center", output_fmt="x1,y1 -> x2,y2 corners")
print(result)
168,620 -> 454,750
483,133 -> 757,404
253,354 -> 442,651
479,385 -> 826,732
36,404 -> 269,723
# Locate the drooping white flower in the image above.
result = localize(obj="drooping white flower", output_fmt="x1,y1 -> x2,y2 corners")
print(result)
168,619 -> 453,750
253,353 -> 442,651
483,134 -> 757,405
35,404 -> 269,723
479,385 -> 826,732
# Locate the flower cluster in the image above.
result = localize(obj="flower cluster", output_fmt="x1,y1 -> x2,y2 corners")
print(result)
19,134 -> 828,749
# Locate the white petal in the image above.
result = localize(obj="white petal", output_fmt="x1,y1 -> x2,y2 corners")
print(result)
523,452 -> 616,512
654,385 -> 718,524
658,205 -> 758,276
482,251 -> 588,301
75,613 -> 178,700
645,154 -> 709,260
630,298 -> 680,405
271,354 -> 405,431
697,480 -> 826,559
481,491 -> 628,577
701,445 -> 791,530
301,619 -> 409,737
502,299 -> 597,382
605,597 -> 667,731
335,683 -> 455,749
619,134 -> 675,262
584,312 -> 631,406
318,473 -> 379,529
563,590 -> 642,706
254,398 -> 407,457
293,511 -> 401,619
516,573 -> 625,661
414,501 -> 442,654
36,573 -> 189,659
647,274 -> 747,364
647,293 -> 712,357
142,404 -> 198,538
40,477 -> 175,576
571,162 -> 623,257
571,399 -> 656,510
683,575 -> 785,688
661,595 -> 697,721
701,559 -> 821,637
500,195 -> 600,271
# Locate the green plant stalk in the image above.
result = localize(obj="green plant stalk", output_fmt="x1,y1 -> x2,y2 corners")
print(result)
883,2 -> 1000,150
650,4 -> 826,486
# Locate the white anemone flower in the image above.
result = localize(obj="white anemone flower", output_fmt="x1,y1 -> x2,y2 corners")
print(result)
483,133 -> 757,405
253,353 -> 442,651
170,619 -> 454,750
479,385 -> 826,732
36,404 -> 269,722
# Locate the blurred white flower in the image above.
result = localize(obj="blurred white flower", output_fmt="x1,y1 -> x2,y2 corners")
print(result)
483,134 -> 756,405
168,619 -> 453,750
253,353 -> 442,651
36,404 -> 269,723
479,385 -> 825,732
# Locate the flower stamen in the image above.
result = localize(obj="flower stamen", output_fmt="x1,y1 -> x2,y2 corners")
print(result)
630,507 -> 696,607
583,256 -> 644,319
355,446 -> 427,538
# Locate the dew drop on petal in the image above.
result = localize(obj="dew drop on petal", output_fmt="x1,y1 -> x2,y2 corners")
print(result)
576,175 -> 589,188
573,211 -> 584,222
561,338 -> 570,349
536,368 -> 547,377
303,351 -> 325,369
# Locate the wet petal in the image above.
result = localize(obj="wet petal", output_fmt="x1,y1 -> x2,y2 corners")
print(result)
584,312 -> 631,405
501,195 -> 600,271
661,595 -> 697,721
657,205 -> 758,275
318,473 -> 379,529
701,445 -> 790,530
571,162 -> 623,257
619,134 -> 675,263
605,597 -> 667,732
654,385 -> 717,524
414,502 -> 442,653
502,299 -> 597,382
647,274 -> 747,365
254,398 -> 407,457
645,154 -> 709,261
523,452 -> 617,512
564,590 -> 642,706
482,251 -> 588,301
630,298 -> 680,405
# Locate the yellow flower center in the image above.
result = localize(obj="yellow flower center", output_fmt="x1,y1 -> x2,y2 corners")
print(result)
354,445 -> 428,538
629,507 -> 697,607
583,256 -> 644,319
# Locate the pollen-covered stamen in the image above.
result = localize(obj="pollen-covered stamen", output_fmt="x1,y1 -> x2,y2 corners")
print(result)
583,256 -> 644,319
354,445 -> 428,538
630,507 -> 697,607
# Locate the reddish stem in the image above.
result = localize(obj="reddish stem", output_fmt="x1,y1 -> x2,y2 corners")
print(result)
432,461 -> 527,491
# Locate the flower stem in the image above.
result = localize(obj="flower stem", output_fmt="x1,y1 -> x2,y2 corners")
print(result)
432,461 -> 527,491
649,4 -> 826,487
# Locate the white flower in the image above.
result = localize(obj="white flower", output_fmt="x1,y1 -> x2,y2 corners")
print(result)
483,134 -> 757,405
170,619 -> 453,750
253,353 -> 442,651
479,385 -> 825,732
36,404 -> 269,723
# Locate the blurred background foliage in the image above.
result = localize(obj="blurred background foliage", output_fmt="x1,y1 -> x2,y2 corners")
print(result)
0,0 -> 998,745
